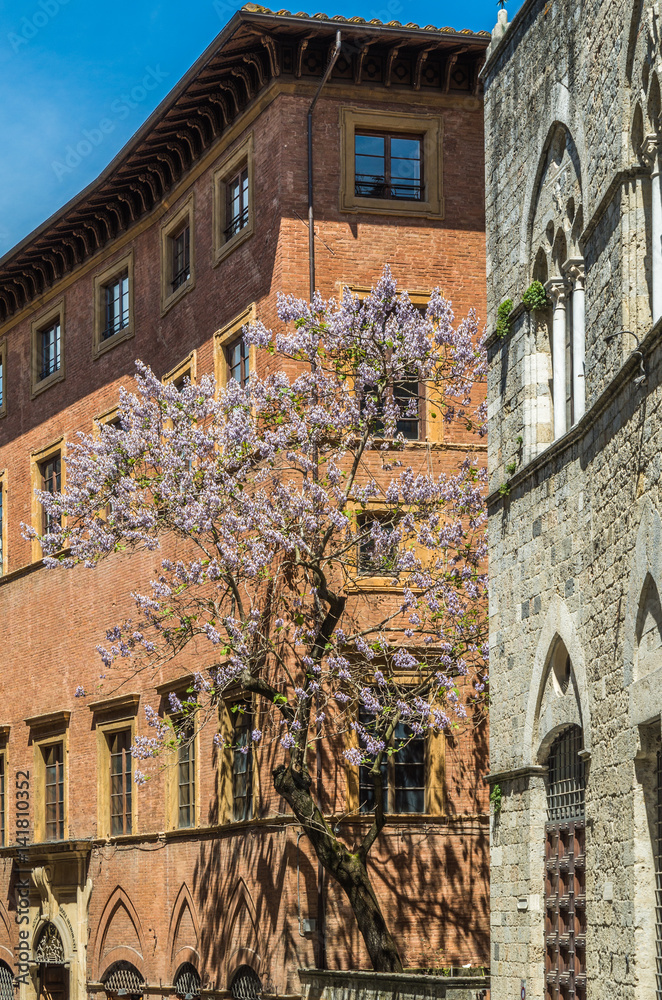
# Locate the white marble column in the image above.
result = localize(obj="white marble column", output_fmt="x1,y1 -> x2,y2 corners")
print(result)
547,278 -> 568,440
567,261 -> 586,422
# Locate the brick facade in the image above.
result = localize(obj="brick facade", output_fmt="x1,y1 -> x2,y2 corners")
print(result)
0,9 -> 489,998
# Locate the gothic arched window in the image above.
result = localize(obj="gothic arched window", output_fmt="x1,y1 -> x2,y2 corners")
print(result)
174,963 -> 201,1000
0,961 -> 13,1000
102,961 -> 144,999
545,726 -> 586,1000
230,966 -> 261,1000
35,923 -> 65,965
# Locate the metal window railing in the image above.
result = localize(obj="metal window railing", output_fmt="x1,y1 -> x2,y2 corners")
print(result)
547,725 -> 585,822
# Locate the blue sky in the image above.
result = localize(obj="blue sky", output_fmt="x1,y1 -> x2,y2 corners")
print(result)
0,0 -> 523,257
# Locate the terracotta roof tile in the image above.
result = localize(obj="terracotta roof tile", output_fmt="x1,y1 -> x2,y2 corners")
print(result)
240,3 -> 490,36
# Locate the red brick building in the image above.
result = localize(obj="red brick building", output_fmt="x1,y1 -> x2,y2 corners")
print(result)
0,7 -> 489,1000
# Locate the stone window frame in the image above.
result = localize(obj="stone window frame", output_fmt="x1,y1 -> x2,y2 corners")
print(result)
25,710 -> 71,844
212,133 -> 255,267
218,689 -> 260,825
339,107 -> 444,220
0,338 -> 6,419
163,350 -> 197,389
214,304 -> 257,392
29,436 -> 65,563
89,693 -> 140,838
160,194 -> 196,316
92,250 -> 135,360
0,468 -> 7,577
30,298 -> 65,399
345,679 -> 445,817
156,675 -> 199,832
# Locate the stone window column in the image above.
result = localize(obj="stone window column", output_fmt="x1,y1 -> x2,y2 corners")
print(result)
567,260 -> 586,422
546,278 -> 568,440
643,134 -> 662,324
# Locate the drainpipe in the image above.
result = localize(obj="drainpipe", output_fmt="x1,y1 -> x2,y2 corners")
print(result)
307,30 -> 342,300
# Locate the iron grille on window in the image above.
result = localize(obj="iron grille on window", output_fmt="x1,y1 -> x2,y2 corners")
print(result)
103,273 -> 130,340
40,456 -> 61,535
226,337 -> 250,387
35,923 -> 65,965
225,167 -> 249,239
358,708 -> 426,814
174,963 -> 201,999
0,755 -> 4,847
44,742 -> 64,841
233,707 -> 253,822
354,132 -> 423,200
178,723 -> 195,829
547,725 -> 585,822
545,726 -> 586,1000
656,749 -> 662,1000
103,962 -> 144,997
0,961 -> 13,1000
230,966 -> 261,1000
39,322 -> 61,381
171,226 -> 190,292
109,730 -> 132,835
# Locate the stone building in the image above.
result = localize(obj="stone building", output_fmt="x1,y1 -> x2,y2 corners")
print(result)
0,8 -> 490,1000
484,1 -> 662,998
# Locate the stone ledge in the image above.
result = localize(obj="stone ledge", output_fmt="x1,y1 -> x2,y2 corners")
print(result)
298,969 -> 489,1000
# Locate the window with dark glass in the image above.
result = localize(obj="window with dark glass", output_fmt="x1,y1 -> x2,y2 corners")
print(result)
44,742 -> 64,841
39,455 -> 61,535
0,353 -> 3,411
0,483 -> 4,576
0,755 -> 5,847
545,725 -> 586,1000
394,372 -> 421,440
357,514 -> 397,576
355,132 -> 423,200
103,273 -> 130,341
178,722 -> 195,829
109,729 -> 132,835
226,337 -> 250,387
358,708 -> 426,814
225,167 -> 249,240
171,225 -> 190,292
232,707 -> 253,822
38,321 -> 61,381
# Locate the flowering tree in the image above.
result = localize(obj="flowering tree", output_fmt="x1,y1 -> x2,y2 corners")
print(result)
32,268 -> 487,973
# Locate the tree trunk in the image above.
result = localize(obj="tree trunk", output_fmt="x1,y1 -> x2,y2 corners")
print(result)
273,763 -> 403,973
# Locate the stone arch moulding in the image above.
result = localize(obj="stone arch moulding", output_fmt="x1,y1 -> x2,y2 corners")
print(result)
223,879 -> 261,985
32,917 -> 72,963
92,887 -> 146,982
167,883 -> 201,979
623,500 -> 662,731
0,901 -> 13,966
518,108 -> 588,277
523,593 -> 591,767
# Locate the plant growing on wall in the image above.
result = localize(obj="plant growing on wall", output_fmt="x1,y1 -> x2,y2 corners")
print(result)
522,280 -> 548,312
29,268 -> 488,974
495,298 -> 513,338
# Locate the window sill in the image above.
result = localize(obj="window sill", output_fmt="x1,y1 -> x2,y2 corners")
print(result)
31,368 -> 65,400
161,274 -> 196,318
93,323 -> 134,360
341,193 -> 444,220
213,221 -> 254,267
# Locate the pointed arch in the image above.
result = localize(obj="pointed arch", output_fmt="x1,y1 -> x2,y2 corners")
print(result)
0,901 -> 13,966
167,884 -> 201,978
524,593 -> 591,766
91,887 -> 146,981
223,879 -> 261,982
623,499 -> 662,686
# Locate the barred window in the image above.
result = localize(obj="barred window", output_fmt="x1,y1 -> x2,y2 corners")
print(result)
174,964 -> 201,1000
103,961 -> 144,998
109,729 -> 132,835
0,961 -> 13,1000
547,725 -> 585,823
230,966 -> 261,1000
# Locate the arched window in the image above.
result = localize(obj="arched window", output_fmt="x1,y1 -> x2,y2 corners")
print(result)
229,966 -> 261,1000
174,963 -> 201,1000
545,726 -> 586,1000
102,962 -> 145,999
0,961 -> 13,1000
